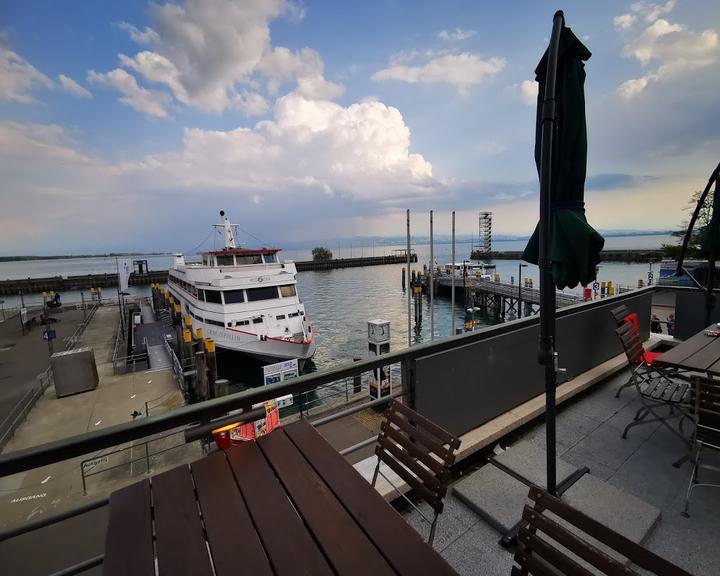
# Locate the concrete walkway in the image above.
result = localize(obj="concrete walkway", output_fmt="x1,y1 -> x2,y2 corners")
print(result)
0,304 -> 198,531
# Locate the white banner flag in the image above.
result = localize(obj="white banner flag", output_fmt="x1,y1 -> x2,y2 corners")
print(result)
118,258 -> 132,292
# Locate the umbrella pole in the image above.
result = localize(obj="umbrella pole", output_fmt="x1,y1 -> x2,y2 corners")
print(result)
706,177 -> 720,326
675,162 -> 720,276
538,10 -> 565,496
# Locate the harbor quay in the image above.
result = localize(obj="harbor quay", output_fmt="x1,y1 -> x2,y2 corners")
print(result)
0,296 -> 385,542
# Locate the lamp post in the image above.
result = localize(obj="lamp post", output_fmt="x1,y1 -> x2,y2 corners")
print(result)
518,263 -> 528,318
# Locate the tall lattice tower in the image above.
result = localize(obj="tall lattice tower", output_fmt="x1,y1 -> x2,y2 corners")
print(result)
475,212 -> 493,255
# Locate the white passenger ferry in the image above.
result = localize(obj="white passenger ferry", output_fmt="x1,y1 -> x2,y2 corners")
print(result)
167,212 -> 316,366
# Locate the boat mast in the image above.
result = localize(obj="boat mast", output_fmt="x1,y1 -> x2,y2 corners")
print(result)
214,210 -> 237,249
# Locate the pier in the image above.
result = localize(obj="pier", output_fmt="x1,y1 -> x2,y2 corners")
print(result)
411,270 -> 582,322
470,248 -> 665,263
294,252 -> 416,271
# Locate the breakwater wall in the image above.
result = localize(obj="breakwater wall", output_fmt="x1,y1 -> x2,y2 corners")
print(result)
0,254 -> 417,295
0,271 -> 168,296
294,253 -> 416,271
470,249 -> 665,263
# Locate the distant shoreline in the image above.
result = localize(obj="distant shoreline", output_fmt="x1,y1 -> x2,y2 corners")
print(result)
0,253 -> 171,263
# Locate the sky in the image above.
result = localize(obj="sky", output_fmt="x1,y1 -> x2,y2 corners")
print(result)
0,0 -> 719,254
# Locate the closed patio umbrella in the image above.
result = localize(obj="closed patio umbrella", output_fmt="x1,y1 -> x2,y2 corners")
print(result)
521,11 -> 604,494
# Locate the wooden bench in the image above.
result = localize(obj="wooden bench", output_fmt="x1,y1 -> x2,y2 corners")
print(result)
512,485 -> 693,576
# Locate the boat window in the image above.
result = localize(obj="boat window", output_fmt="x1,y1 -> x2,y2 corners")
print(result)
206,319 -> 224,327
279,285 -> 296,297
196,316 -> 204,322
252,317 -> 263,324
235,320 -> 250,326
236,254 -> 263,265
276,314 -> 286,320
217,255 -> 234,266
288,312 -> 299,318
223,289 -> 245,304
197,289 -> 205,301
246,286 -> 278,302
205,290 -> 222,304
263,253 -> 277,263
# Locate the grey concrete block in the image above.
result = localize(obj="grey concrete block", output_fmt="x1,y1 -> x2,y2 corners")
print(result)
453,464 -> 529,534
493,439 -> 579,488
563,473 -> 661,546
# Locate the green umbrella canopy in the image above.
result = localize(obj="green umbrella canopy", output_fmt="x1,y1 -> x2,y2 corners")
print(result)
522,26 -> 604,290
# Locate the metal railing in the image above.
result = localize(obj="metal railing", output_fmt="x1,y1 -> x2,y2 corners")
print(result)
0,286 -> 661,480
0,368 -> 54,452
79,428 -> 186,495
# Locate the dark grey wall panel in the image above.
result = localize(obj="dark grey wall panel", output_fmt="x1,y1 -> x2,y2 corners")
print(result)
414,291 -> 652,437
674,289 -> 720,340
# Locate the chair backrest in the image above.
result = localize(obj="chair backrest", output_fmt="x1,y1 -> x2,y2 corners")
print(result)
375,399 -> 461,514
690,375 -> 720,451
512,485 -> 693,576
615,321 -> 644,367
610,304 -> 631,326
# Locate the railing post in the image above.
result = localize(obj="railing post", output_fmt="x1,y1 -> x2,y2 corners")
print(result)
81,463 -> 87,495
144,442 -> 150,475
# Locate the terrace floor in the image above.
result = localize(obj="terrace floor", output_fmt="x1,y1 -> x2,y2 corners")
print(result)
404,369 -> 720,575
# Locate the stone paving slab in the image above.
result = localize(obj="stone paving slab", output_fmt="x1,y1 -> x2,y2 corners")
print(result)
453,464 -> 530,534
563,473 -> 661,545
493,439 -> 579,488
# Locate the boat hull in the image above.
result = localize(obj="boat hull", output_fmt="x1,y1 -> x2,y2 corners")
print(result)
200,324 -> 316,367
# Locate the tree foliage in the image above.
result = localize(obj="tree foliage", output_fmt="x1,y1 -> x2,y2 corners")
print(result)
312,246 -> 333,262
662,189 -> 714,259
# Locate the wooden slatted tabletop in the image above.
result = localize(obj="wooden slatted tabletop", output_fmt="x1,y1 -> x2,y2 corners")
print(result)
103,418 -> 458,576
654,325 -> 720,375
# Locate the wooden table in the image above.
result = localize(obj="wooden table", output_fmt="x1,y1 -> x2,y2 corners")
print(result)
654,324 -> 720,375
103,419 -> 458,576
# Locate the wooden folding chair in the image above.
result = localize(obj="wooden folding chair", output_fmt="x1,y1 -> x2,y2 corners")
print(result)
371,399 -> 460,546
683,375 -> 720,517
513,485 -> 692,575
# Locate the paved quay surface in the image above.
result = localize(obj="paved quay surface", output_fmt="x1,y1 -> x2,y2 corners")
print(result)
0,307 -> 87,431
0,304 -> 197,532
404,370 -> 720,575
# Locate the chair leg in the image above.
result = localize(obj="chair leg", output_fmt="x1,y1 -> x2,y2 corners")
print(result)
428,512 -> 439,547
371,457 -> 381,488
682,445 -> 702,518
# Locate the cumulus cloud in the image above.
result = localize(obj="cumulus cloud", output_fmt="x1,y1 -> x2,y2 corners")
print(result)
372,52 -> 506,95
0,45 -> 53,102
98,0 -> 338,115
517,79 -> 537,106
231,90 -> 270,116
0,94 -> 438,248
616,10 -> 720,98
88,69 -> 171,117
614,14 -> 636,30
258,46 -> 344,99
437,28 -> 476,41
114,21 -> 159,44
631,1 -> 676,23
58,74 -> 92,98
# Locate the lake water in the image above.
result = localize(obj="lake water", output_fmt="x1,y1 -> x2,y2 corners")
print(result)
0,234 -> 674,386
